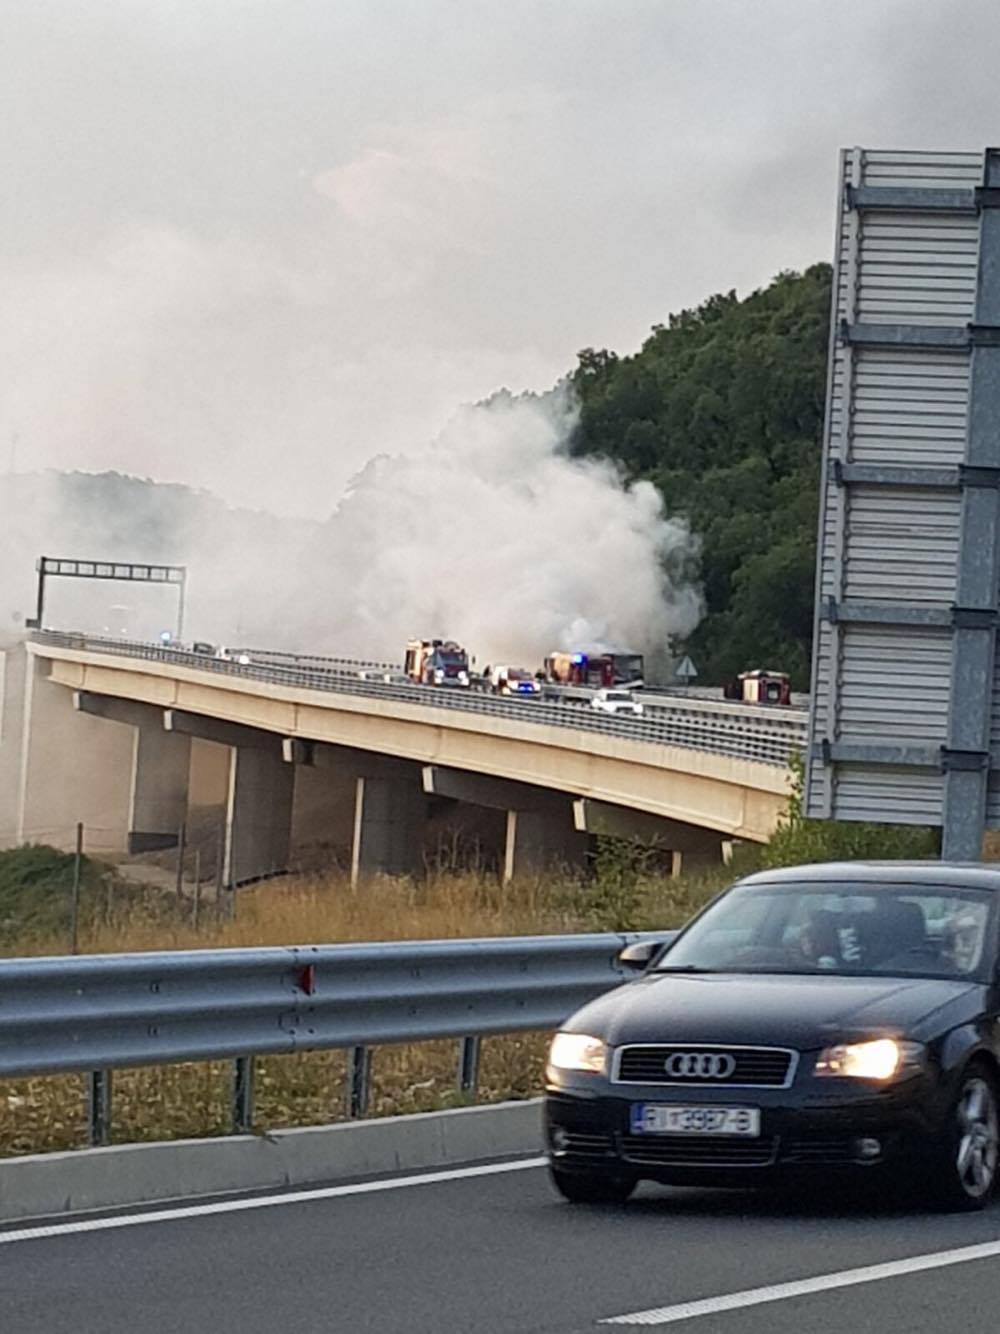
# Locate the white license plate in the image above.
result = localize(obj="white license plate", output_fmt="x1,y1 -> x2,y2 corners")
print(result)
630,1104 -> 761,1136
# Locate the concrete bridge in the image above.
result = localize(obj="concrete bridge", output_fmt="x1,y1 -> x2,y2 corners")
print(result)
0,634 -> 802,884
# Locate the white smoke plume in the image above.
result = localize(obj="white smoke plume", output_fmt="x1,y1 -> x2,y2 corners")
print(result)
0,386 -> 701,674
297,385 -> 701,668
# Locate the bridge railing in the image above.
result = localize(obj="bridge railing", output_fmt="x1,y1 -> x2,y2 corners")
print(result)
0,931 -> 672,1145
31,632 -> 807,768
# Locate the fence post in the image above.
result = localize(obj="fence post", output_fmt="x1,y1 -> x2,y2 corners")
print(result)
214,816 -> 225,923
175,821 -> 187,901
70,822 -> 83,954
87,1069 -> 112,1147
232,1056 -> 254,1133
346,1046 -> 371,1118
192,849 -> 202,929
457,1036 -> 481,1098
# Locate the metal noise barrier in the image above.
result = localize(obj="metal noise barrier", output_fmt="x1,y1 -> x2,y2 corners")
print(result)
0,932 -> 673,1080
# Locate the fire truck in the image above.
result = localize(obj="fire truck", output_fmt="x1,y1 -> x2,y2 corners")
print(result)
543,649 -> 645,690
723,669 -> 791,706
404,638 -> 471,687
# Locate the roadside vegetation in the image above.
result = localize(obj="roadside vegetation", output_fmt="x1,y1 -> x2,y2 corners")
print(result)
0,796 -> 943,1158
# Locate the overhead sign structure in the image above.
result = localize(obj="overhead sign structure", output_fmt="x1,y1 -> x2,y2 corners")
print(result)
806,147 -> 1000,858
27,557 -> 188,641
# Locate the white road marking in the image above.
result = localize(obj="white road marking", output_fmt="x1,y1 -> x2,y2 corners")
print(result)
600,1238 -> 1000,1325
0,1155 -> 548,1247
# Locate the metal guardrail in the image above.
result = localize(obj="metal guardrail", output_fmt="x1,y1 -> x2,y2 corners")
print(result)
32,632 -> 807,768
0,931 -> 673,1143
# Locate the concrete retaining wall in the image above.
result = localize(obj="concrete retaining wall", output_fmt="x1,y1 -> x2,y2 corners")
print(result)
0,1099 -> 544,1223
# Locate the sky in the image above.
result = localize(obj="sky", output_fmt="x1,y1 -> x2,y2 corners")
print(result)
4,0 -> 1000,517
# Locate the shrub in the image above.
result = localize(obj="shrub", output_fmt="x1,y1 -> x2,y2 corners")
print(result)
761,753 -> 939,869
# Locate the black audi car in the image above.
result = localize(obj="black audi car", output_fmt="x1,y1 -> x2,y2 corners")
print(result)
545,862 -> 1000,1210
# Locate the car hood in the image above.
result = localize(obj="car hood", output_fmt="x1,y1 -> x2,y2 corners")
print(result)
569,972 -> 984,1049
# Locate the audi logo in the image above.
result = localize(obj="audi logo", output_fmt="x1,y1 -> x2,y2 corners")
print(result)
664,1052 -> 737,1079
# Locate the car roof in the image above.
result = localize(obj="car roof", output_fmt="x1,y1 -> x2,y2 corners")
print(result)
736,861 -> 1000,891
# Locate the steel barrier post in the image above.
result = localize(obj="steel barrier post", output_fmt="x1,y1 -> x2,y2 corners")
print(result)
346,1045 -> 371,1118
457,1035 -> 481,1097
232,1056 -> 254,1133
87,1069 -> 112,1147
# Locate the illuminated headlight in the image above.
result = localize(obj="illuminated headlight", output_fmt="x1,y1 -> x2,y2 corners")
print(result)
815,1038 -> 923,1080
547,1032 -> 608,1075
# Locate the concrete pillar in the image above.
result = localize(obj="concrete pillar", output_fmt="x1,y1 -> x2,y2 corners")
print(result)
670,841 -> 728,877
225,745 -> 294,885
0,638 -> 29,849
166,710 -> 294,886
13,658 -> 135,858
289,762 -> 357,868
73,692 -> 191,852
422,765 -> 586,883
351,774 -> 427,884
503,808 -> 588,883
573,798 -> 729,875
128,725 -> 190,853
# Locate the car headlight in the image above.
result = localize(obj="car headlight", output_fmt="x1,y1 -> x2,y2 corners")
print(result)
815,1037 -> 923,1080
547,1032 -> 608,1075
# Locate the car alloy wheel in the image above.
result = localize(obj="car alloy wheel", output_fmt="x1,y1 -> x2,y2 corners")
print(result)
931,1063 -> 999,1211
549,1165 -> 636,1205
955,1075 -> 998,1201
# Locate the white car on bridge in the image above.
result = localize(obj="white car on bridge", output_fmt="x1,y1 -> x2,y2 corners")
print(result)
590,688 -> 643,718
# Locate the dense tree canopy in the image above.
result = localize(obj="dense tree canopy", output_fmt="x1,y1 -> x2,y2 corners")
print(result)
570,264 -> 831,689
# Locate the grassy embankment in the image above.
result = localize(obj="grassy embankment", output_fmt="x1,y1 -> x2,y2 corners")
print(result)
0,841 -> 733,1158
0,787 -> 940,1159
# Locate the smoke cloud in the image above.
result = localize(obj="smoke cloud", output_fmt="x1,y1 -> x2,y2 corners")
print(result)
294,386 -> 701,667
0,387 -> 701,674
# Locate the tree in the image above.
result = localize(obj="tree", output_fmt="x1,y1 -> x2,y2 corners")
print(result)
571,264 -> 831,688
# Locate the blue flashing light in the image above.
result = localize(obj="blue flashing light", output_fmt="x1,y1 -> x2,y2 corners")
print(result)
571,653 -> 585,665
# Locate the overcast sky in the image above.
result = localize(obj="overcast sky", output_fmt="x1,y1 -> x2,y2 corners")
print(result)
4,0 -> 1000,516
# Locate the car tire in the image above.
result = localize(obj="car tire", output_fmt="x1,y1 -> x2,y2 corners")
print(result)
548,1165 -> 636,1205
928,1060 -> 1000,1211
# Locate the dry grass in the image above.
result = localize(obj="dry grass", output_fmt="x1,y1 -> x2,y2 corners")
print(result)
0,858 -> 732,1158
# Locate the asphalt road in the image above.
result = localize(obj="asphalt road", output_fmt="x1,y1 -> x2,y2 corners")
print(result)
4,1158 -> 1000,1333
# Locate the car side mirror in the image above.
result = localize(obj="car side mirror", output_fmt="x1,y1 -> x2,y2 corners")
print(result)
618,940 -> 663,972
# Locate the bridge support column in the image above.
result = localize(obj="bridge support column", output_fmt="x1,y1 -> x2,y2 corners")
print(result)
166,711 -> 293,885
224,746 -> 294,885
74,692 -> 191,855
351,774 -> 426,884
503,808 -> 587,883
422,766 -> 585,882
572,799 -> 729,875
670,839 -> 728,877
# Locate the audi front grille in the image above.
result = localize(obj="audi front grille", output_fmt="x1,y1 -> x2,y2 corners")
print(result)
613,1045 -> 796,1089
618,1134 -> 779,1168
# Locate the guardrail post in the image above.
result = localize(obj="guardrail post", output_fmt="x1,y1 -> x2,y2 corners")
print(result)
232,1056 -> 254,1133
346,1045 -> 371,1118
87,1069 -> 112,1147
457,1036 -> 481,1097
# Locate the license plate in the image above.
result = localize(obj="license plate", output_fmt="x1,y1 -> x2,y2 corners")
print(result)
630,1104 -> 761,1136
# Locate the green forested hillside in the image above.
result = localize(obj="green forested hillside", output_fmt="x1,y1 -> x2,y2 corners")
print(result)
571,264 -> 832,689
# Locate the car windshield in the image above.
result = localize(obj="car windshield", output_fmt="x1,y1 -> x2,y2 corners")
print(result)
656,882 -> 995,981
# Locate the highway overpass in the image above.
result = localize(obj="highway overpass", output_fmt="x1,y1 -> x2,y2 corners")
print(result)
0,633 -> 803,884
